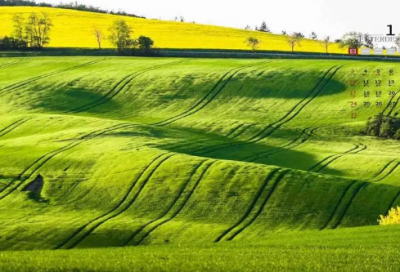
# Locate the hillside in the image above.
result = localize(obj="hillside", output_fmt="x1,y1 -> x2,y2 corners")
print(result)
1,57 -> 400,252
0,7 -> 347,53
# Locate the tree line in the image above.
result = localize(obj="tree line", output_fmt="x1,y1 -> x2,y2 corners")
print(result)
0,12 -> 52,49
0,0 -> 144,18
0,12 -> 155,55
245,22 -> 400,53
104,20 -> 155,55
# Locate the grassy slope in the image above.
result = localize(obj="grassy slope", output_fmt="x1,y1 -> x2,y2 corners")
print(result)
0,7 -> 347,53
0,57 -> 400,255
0,225 -> 399,272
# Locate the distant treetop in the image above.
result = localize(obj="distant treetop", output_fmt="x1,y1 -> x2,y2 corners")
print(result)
0,0 -> 145,19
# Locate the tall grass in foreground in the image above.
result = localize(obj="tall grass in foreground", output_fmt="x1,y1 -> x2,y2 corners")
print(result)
1,225 -> 400,272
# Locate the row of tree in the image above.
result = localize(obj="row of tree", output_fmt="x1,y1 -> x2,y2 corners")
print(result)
0,12 -> 53,49
246,30 -> 400,53
106,20 -> 155,55
0,12 -> 154,55
246,32 -> 331,53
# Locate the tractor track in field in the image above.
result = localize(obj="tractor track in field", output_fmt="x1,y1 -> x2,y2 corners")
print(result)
243,127 -> 316,163
188,66 -> 341,158
54,139 -> 211,207
385,189 -> 400,213
56,153 -> 174,249
320,181 -> 368,229
247,66 -> 342,143
0,123 -> 135,200
159,138 -> 211,153
383,91 -> 400,116
308,144 -> 367,173
0,61 -> 23,70
225,124 -> 246,138
236,66 -> 336,143
369,159 -> 400,182
153,63 -> 267,127
319,180 -> 358,230
0,62 -> 14,70
229,124 -> 256,139
331,182 -> 368,229
67,61 -> 184,114
215,169 -> 287,242
0,117 -> 32,138
123,160 -> 215,246
0,60 -> 103,97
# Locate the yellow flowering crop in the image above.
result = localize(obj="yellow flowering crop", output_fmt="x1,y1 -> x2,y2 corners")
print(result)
378,206 -> 400,225
0,7 -> 347,53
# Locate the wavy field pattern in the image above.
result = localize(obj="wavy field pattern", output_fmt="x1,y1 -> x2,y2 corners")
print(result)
1,57 -> 400,251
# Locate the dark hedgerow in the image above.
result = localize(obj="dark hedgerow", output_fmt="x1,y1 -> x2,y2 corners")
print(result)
364,114 -> 400,139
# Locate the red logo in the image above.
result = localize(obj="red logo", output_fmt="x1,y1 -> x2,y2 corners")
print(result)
348,48 -> 358,55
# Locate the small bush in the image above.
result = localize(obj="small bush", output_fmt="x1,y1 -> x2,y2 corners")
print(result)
0,36 -> 27,49
378,206 -> 400,225
364,114 -> 400,139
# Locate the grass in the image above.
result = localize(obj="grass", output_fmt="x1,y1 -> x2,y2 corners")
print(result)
0,7 -> 348,53
1,225 -> 400,272
1,56 -> 400,270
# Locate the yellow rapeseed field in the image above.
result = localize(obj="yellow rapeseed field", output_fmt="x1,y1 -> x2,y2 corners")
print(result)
0,7 -> 347,53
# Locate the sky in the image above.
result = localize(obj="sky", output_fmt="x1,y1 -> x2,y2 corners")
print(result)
43,0 -> 400,40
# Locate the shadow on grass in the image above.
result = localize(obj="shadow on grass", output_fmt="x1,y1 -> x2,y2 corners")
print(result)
226,70 -> 347,99
146,127 -> 343,177
35,88 -> 119,113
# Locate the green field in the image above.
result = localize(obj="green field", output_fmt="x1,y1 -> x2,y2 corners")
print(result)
1,57 -> 400,270
1,225 -> 399,272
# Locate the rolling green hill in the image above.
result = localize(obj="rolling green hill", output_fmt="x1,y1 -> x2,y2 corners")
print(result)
0,57 -> 400,267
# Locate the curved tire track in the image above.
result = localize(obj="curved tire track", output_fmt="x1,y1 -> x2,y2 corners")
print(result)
56,153 -> 174,249
0,60 -> 103,97
67,61 -> 183,114
123,160 -> 215,246
0,123 -> 134,200
308,144 -> 366,173
369,159 -> 400,182
330,182 -> 368,229
0,117 -> 32,138
245,127 -> 316,163
153,63 -> 264,127
248,66 -> 343,143
320,181 -> 367,230
190,66 -> 342,157
0,61 -> 23,71
215,169 -> 287,242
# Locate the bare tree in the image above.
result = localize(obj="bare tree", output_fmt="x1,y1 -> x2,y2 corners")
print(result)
25,12 -> 53,48
339,32 -> 363,49
363,33 -> 374,49
246,37 -> 260,51
287,33 -> 303,52
12,14 -> 25,42
92,26 -> 103,49
320,36 -> 331,54
395,35 -> 400,49
310,32 -> 318,40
